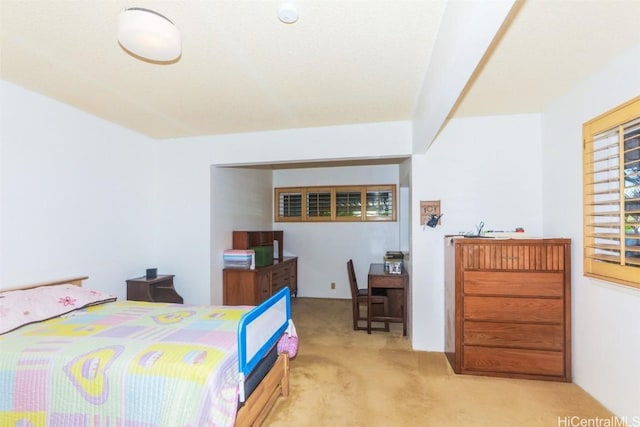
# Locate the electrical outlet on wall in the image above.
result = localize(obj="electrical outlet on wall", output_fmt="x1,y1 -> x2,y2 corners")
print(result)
330,282 -> 336,290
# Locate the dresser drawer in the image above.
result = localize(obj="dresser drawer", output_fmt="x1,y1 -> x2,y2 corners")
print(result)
463,321 -> 563,350
271,265 -> 290,286
271,266 -> 290,285
460,242 -> 566,271
464,271 -> 564,297
464,296 -> 563,323
463,346 -> 564,377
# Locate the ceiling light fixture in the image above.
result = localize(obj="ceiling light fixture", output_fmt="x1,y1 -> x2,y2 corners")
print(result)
278,2 -> 299,24
117,7 -> 181,62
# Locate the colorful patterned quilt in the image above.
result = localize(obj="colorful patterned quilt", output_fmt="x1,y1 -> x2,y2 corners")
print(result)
0,301 -> 252,427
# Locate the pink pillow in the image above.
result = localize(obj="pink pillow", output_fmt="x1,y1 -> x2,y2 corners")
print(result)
0,284 -> 116,334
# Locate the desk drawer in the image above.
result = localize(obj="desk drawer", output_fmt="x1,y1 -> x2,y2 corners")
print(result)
369,275 -> 406,288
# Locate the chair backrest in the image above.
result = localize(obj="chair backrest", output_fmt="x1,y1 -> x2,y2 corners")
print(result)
346,259 -> 359,299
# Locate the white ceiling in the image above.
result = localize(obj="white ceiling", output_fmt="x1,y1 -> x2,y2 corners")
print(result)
1,0 -> 639,141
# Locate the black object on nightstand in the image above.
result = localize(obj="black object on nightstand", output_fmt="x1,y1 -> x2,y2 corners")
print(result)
126,274 -> 184,303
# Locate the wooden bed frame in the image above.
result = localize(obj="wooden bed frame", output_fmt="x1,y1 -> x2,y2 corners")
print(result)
236,352 -> 289,426
2,276 -> 290,427
1,276 -> 89,291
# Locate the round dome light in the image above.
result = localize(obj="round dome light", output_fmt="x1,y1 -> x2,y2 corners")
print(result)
117,8 -> 181,62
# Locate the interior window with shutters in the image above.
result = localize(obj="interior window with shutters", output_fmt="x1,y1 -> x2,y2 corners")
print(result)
583,96 -> 640,289
366,187 -> 393,219
306,189 -> 332,219
336,188 -> 362,220
277,188 -> 302,220
274,185 -> 396,222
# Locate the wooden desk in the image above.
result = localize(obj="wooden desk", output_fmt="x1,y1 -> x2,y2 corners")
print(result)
368,263 -> 408,336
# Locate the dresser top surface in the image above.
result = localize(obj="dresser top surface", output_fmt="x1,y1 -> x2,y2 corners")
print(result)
448,236 -> 571,245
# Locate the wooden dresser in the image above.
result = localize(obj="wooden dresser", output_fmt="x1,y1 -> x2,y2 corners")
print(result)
223,230 -> 297,305
223,256 -> 297,305
445,237 -> 571,382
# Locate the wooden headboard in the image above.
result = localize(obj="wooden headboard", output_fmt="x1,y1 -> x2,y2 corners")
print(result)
1,276 -> 89,292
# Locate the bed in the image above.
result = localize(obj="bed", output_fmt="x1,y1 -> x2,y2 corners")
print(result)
0,276 -> 294,427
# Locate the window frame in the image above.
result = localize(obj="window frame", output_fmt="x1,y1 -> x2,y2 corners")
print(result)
275,187 -> 304,222
582,96 -> 640,289
274,184 -> 397,223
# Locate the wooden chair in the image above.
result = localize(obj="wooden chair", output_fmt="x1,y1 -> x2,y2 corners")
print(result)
347,259 -> 389,332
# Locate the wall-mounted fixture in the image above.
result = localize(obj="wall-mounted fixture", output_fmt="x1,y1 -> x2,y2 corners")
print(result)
420,200 -> 442,228
278,2 -> 299,24
426,214 -> 443,228
117,8 -> 181,62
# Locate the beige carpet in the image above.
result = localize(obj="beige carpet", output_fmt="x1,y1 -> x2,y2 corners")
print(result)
265,297 -> 614,427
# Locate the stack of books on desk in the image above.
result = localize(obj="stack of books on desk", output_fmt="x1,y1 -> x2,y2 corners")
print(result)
223,249 -> 255,269
384,251 -> 404,274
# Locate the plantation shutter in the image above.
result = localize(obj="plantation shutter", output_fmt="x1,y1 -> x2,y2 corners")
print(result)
276,188 -> 303,221
366,186 -> 394,220
336,187 -> 363,220
306,188 -> 332,220
583,96 -> 640,288
274,185 -> 396,222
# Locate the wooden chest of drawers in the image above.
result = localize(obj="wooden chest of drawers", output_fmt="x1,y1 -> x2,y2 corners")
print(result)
445,237 -> 571,381
223,256 -> 297,306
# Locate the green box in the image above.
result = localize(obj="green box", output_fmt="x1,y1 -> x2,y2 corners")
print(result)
251,246 -> 274,267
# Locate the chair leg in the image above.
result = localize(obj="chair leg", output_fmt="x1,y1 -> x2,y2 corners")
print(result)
353,302 -> 359,331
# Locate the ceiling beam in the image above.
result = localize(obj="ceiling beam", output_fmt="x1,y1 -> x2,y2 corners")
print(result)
412,0 -> 519,154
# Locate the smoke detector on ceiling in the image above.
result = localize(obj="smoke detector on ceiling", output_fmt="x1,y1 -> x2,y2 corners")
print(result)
278,2 -> 299,24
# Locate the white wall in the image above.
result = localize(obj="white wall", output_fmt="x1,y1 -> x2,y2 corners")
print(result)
273,165 -> 400,299
540,43 -> 640,420
0,81 -> 155,297
154,121 -> 412,304
410,113 -> 544,351
209,166 -> 273,304
399,186 -> 410,252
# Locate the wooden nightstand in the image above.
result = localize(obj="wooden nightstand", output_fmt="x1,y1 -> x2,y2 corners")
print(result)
126,274 -> 184,303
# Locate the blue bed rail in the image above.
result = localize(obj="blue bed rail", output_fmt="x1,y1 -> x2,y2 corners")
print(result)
237,287 -> 291,387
